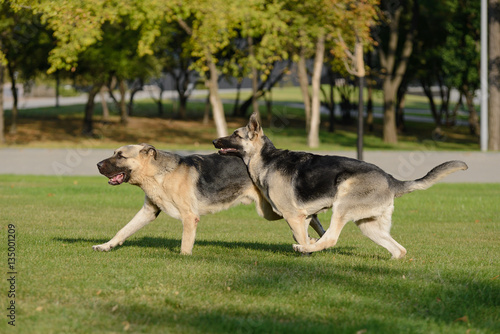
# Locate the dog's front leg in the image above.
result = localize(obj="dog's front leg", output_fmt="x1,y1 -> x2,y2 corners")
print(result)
93,196 -> 160,252
285,214 -> 310,247
180,214 -> 200,255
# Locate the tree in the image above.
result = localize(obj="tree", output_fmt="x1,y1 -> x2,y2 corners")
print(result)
333,0 -> 378,159
177,0 -> 245,137
68,19 -> 158,134
0,3 -> 51,135
375,0 -> 418,144
152,21 -> 196,119
8,0 -> 163,134
308,31 -> 326,148
410,0 -> 452,131
282,1 -> 322,139
284,0 -> 378,148
442,0 -> 481,135
488,0 -> 500,150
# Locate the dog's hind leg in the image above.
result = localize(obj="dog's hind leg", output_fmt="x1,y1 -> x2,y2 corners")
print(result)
93,196 -> 160,252
309,214 -> 326,238
355,209 -> 407,259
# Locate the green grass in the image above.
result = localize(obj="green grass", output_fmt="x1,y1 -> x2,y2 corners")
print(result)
1,175 -> 498,333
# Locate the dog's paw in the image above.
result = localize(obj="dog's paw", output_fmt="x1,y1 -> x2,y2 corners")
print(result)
293,244 -> 314,256
293,244 -> 306,253
92,243 -> 113,252
390,249 -> 407,260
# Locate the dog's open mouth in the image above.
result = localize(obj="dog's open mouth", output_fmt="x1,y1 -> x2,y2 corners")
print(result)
218,148 -> 239,155
108,173 -> 125,186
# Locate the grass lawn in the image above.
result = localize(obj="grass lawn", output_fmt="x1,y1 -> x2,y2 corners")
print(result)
1,175 -> 498,333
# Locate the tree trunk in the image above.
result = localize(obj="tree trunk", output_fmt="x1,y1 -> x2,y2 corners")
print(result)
464,88 -> 480,135
158,89 -> 164,116
421,79 -> 441,126
378,4 -> 416,144
367,80 -> 374,132
297,52 -> 311,132
382,80 -> 398,143
265,90 -> 273,123
206,55 -> 227,137
308,32 -> 325,148
179,94 -> 188,118
238,63 -> 288,117
99,85 -> 109,122
449,92 -> 462,126
232,77 -> 243,116
437,76 -> 450,122
0,56 -> 5,144
248,36 -> 260,118
203,94 -> 210,125
150,81 -> 165,116
366,50 -> 374,132
357,76 -> 365,161
174,72 -> 189,119
355,40 -> 366,161
55,71 -> 60,108
327,70 -> 335,133
7,63 -> 18,135
396,86 -> 407,133
488,0 -> 500,150
127,79 -> 143,117
83,85 -> 100,136
119,79 -> 128,124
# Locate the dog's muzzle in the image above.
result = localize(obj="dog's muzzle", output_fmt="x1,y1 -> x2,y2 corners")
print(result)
212,139 -> 239,155
97,160 -> 128,186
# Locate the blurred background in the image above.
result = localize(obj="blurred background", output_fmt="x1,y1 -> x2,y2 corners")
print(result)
0,0 -> 499,152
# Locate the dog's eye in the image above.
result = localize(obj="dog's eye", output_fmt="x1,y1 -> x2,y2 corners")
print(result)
117,152 -> 126,159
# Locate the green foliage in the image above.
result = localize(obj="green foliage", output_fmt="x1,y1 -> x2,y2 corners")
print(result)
1,175 -> 498,333
0,2 -> 52,76
6,0 -> 378,80
441,0 -> 480,91
74,19 -> 160,86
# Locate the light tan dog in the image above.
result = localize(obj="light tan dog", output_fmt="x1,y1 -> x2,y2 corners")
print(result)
95,143 -> 325,255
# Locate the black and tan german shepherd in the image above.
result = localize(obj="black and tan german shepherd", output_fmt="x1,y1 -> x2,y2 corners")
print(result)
95,144 -> 325,255
213,113 -> 468,258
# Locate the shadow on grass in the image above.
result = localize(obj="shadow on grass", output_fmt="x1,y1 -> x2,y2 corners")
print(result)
94,300 -> 404,334
52,235 -> 499,333
89,255 -> 498,334
54,236 -> 358,257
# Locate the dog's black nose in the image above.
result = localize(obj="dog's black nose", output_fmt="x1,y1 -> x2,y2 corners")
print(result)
212,139 -> 219,147
97,161 -> 104,170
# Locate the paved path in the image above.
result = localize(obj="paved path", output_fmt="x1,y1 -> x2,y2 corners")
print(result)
0,148 -> 498,183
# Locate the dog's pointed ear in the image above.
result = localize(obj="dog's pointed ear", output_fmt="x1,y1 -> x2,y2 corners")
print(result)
139,143 -> 158,160
247,113 -> 262,139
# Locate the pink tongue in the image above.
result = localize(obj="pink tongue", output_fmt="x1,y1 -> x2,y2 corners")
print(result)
109,173 -> 124,185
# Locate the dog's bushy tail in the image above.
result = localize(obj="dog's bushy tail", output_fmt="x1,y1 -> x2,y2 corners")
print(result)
393,160 -> 468,197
